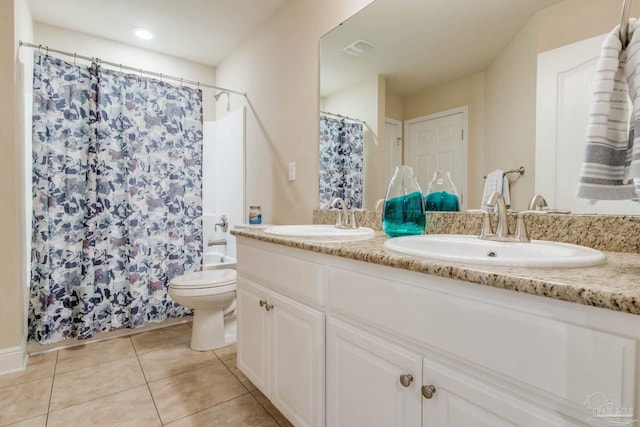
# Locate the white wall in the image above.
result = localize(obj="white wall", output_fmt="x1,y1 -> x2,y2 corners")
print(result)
0,0 -> 33,374
322,74 -> 381,209
202,108 -> 246,259
404,72 -> 486,209
34,23 -> 218,121
215,0 -> 375,224
484,0 -> 640,210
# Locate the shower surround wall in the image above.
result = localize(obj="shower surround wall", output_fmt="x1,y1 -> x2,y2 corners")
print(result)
202,108 -> 246,260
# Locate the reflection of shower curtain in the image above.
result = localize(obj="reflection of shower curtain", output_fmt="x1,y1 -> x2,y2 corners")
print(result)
319,114 -> 364,209
29,52 -> 203,344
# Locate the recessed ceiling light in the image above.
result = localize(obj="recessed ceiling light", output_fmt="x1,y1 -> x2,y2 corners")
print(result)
132,27 -> 153,40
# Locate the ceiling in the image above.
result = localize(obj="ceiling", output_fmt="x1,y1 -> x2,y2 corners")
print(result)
28,0 -> 287,67
320,0 -> 564,97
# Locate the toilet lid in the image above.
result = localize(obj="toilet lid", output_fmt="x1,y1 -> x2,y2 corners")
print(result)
169,269 -> 236,289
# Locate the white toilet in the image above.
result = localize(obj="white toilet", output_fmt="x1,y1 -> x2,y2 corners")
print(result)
168,268 -> 237,351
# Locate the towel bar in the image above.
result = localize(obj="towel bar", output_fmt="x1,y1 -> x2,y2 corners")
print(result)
483,166 -> 525,179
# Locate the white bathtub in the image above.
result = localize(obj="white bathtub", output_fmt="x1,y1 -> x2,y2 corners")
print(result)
204,252 -> 237,270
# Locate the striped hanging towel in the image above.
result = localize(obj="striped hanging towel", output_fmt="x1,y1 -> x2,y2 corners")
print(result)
576,20 -> 639,200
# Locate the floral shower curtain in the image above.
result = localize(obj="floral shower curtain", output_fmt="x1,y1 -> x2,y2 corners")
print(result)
318,114 -> 364,209
30,52 -> 203,344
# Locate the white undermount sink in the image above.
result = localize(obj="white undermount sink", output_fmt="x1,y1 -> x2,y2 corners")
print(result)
383,234 -> 606,268
264,224 -> 375,240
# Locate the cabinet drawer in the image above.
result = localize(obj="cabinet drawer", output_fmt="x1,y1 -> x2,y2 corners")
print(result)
327,266 -> 637,411
237,242 -> 325,305
422,358 -> 585,427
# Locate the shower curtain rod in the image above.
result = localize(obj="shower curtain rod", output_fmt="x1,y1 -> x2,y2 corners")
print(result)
19,41 -> 247,97
320,110 -> 366,124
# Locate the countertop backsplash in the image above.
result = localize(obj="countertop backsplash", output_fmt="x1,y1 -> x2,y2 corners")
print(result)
312,209 -> 640,253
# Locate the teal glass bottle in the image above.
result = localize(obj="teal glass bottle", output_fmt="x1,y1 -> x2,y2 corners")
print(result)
424,171 -> 460,212
382,166 -> 426,237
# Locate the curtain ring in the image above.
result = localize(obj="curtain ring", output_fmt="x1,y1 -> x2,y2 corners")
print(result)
197,81 -> 200,90
38,44 -> 42,54
119,64 -> 123,75
73,53 -> 77,66
160,73 -> 163,83
45,45 -> 49,57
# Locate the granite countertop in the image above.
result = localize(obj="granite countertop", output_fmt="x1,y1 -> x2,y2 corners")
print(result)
231,228 -> 640,316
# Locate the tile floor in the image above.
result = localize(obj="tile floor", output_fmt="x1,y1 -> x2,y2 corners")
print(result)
0,323 -> 293,427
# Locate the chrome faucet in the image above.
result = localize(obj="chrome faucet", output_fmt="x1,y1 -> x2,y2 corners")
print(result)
528,194 -> 548,211
471,192 -> 547,243
208,238 -> 227,246
329,197 -> 358,229
215,215 -> 228,232
467,209 -> 494,239
527,194 -> 571,214
513,210 -> 545,243
485,192 -> 510,239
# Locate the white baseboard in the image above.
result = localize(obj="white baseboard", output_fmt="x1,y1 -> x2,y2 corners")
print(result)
0,346 -> 28,376
27,317 -> 192,355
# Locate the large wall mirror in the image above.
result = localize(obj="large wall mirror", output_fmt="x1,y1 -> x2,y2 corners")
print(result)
319,0 -> 640,214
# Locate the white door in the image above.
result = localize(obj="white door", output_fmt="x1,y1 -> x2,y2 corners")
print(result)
405,108 -> 467,208
236,276 -> 270,394
385,118 -> 403,185
537,35 -> 640,214
270,292 -> 325,427
422,358 -> 584,427
326,318 -> 422,427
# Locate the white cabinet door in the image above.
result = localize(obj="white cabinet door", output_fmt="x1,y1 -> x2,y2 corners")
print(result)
270,292 -> 325,427
327,318 -> 422,427
237,276 -> 270,394
237,274 -> 325,427
422,358 -> 584,427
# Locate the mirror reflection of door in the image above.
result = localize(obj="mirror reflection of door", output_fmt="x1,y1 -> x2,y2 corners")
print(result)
384,118 -> 403,185
537,34 -> 640,214
405,107 -> 467,209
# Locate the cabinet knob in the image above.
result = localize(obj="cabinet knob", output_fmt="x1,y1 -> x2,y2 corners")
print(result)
421,385 -> 437,399
259,300 -> 267,307
399,374 -> 414,387
265,303 -> 274,311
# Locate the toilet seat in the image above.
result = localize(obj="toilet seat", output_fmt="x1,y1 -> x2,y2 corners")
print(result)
169,269 -> 236,290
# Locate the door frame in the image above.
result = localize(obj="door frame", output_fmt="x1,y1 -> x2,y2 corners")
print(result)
403,106 -> 468,208
384,117 -> 403,184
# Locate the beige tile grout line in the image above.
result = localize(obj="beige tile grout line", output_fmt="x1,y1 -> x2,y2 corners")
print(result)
142,347 -> 264,426
130,336 -> 165,426
44,351 -> 59,427
42,341 -> 149,424
211,349 -> 284,427
39,336 -> 149,423
25,334 -> 284,427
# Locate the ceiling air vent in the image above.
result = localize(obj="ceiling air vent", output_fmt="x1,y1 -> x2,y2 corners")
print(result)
342,40 -> 375,56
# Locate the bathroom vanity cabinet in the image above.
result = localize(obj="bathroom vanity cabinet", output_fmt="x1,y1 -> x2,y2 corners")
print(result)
237,241 -> 326,427
236,237 -> 640,427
